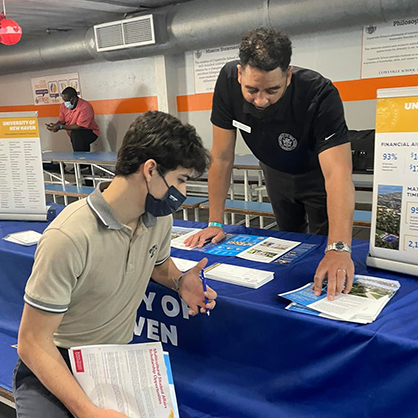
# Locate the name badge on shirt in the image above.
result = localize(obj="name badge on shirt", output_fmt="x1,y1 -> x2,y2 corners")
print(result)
232,120 -> 251,134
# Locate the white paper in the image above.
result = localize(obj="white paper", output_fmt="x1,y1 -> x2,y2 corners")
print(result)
236,237 -> 300,263
171,257 -> 198,272
3,230 -> 42,246
69,343 -> 178,418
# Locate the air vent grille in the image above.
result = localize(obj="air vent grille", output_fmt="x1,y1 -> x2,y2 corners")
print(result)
94,15 -> 155,52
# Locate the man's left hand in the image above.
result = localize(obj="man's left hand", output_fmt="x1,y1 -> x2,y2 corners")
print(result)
313,251 -> 354,301
179,258 -> 217,316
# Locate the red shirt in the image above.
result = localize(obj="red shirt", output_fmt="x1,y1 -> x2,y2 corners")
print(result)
59,98 -> 100,137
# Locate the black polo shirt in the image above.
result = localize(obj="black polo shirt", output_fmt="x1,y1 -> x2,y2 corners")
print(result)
211,60 -> 349,174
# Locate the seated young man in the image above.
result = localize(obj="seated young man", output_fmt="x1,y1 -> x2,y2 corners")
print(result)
14,111 -> 217,418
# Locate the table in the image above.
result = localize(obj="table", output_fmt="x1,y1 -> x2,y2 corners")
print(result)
1,212 -> 418,417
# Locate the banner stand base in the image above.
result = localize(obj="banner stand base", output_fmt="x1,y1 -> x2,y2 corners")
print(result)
366,255 -> 418,277
0,206 -> 56,222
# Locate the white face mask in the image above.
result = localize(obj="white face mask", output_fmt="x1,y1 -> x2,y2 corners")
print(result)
64,101 -> 74,109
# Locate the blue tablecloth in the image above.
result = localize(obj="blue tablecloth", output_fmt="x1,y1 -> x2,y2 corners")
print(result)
1,211 -> 418,418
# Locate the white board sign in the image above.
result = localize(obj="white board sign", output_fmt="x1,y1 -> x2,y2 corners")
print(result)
31,72 -> 81,105
362,18 -> 418,79
0,112 -> 46,214
193,45 -> 239,94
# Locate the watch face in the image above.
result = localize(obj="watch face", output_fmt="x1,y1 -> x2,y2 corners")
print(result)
335,242 -> 345,251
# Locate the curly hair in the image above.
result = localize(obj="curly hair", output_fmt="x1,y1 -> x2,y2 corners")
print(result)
239,28 -> 292,72
115,111 -> 210,178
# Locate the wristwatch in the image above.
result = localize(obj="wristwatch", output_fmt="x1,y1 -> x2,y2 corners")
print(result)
324,241 -> 351,254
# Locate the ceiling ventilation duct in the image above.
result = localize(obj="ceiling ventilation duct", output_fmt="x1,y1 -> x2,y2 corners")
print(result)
0,0 -> 418,75
94,15 -> 155,52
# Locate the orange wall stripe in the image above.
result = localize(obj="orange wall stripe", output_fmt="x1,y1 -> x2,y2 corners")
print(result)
177,74 -> 418,112
0,96 -> 158,118
177,93 -> 213,113
335,74 -> 418,102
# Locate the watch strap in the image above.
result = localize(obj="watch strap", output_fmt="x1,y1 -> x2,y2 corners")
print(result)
325,241 -> 352,254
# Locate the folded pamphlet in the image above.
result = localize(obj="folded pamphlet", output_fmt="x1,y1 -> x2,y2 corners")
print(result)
279,274 -> 400,323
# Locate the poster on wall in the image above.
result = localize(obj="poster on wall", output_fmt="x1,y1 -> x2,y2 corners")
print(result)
31,72 -> 81,105
369,87 -> 418,268
0,112 -> 46,214
361,18 -> 418,79
193,45 -> 239,94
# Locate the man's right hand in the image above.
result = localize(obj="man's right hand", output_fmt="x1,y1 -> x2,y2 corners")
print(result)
184,226 -> 225,248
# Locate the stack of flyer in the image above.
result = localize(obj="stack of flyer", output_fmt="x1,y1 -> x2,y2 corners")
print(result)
204,263 -> 275,289
69,342 -> 179,418
3,230 -> 42,246
279,275 -> 400,324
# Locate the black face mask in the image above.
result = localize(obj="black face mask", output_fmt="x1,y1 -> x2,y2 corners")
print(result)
243,80 -> 290,120
145,168 -> 186,217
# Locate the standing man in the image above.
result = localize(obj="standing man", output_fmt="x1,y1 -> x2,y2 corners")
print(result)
185,28 -> 355,301
14,111 -> 217,418
46,87 -> 99,152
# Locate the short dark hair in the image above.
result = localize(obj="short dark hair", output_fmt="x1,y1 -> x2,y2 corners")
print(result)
61,87 -> 77,97
115,111 -> 210,178
239,28 -> 292,72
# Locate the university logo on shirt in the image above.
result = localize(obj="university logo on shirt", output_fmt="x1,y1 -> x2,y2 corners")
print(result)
278,133 -> 297,151
149,244 -> 158,258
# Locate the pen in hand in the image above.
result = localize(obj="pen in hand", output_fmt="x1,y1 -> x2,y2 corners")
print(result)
200,269 -> 210,316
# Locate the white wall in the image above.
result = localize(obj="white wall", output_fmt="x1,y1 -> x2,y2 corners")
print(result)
0,24 -> 382,155
0,57 -> 157,151
177,25 -> 377,154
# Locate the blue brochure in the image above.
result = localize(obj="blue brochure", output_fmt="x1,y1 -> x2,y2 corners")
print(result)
205,234 -> 266,256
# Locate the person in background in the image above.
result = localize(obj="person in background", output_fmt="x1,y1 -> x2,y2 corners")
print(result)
46,87 -> 99,153
14,111 -> 217,418
185,27 -> 355,301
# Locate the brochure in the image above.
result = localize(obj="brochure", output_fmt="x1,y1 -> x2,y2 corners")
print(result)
237,237 -> 301,263
274,243 -> 318,265
204,234 -> 266,256
279,275 -> 400,323
170,227 -> 202,250
69,342 -> 178,418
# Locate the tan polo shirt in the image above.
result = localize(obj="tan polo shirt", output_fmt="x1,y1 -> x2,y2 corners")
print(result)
24,182 -> 172,348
